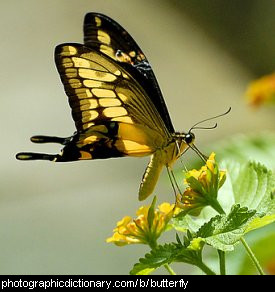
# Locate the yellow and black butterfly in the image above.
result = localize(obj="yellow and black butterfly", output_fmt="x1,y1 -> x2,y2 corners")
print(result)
16,12 -> 199,201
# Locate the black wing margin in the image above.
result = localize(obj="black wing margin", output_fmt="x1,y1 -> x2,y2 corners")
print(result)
83,12 -> 175,133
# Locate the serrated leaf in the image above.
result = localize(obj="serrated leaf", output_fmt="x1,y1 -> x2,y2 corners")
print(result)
194,204 -> 257,251
130,243 -> 202,275
130,244 -> 178,275
220,161 -> 275,225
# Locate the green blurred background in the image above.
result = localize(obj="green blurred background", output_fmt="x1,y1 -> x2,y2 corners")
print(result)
1,0 -> 274,274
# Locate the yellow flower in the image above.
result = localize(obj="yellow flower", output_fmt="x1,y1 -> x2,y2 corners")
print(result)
245,72 -> 275,107
106,198 -> 178,247
177,152 -> 225,216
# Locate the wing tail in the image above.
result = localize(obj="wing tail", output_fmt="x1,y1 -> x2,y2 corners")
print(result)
16,135 -> 73,161
31,135 -> 67,145
16,152 -> 59,161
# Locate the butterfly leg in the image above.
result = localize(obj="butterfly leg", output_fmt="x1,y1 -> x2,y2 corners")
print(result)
166,166 -> 182,197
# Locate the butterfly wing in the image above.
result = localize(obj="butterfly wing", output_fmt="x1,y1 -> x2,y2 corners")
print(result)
43,43 -> 170,162
83,12 -> 175,133
16,42 -> 170,162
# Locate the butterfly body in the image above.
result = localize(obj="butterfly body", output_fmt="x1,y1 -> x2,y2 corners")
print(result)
16,13 -> 195,200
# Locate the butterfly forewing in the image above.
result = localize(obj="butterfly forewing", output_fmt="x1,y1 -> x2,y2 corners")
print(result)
83,13 -> 175,133
84,13 -> 147,66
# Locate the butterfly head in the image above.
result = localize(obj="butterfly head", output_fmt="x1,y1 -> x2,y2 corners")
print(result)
173,131 -> 195,146
173,131 -> 208,162
182,132 -> 195,145
171,131 -> 195,160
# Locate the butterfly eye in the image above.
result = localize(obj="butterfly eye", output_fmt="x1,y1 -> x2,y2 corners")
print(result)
184,132 -> 195,145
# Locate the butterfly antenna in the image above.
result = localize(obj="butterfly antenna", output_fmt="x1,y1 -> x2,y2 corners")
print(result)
191,123 -> 218,131
189,107 -> 231,132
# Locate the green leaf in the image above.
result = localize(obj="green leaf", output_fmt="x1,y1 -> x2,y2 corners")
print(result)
194,204 -> 257,251
220,160 -> 275,216
130,244 -> 178,275
213,132 -> 275,170
244,214 -> 275,233
130,243 -> 202,275
175,233 -> 182,245
172,213 -> 208,233
147,196 -> 157,230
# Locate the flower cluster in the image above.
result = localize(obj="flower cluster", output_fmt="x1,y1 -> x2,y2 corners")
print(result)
177,152 -> 226,215
245,72 -> 275,107
108,153 -> 226,246
107,198 -> 178,247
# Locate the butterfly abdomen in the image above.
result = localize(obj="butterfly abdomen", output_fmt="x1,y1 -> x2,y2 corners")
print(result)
139,150 -> 165,200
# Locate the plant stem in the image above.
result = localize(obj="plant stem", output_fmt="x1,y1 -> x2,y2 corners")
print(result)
240,237 -> 265,275
197,261 -> 216,275
211,199 -> 225,215
211,201 -> 227,275
218,250 -> 226,275
164,264 -> 176,275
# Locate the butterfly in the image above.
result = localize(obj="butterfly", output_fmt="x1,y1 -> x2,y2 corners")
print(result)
16,12 -> 197,201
